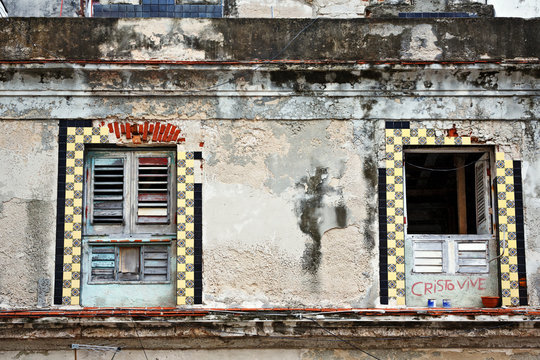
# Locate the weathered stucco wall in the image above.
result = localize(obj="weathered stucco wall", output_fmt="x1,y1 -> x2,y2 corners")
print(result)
3,0 -> 540,18
0,18 -> 539,62
202,119 -> 378,307
0,121 -> 58,308
0,18 -> 538,310
2,0 -> 79,17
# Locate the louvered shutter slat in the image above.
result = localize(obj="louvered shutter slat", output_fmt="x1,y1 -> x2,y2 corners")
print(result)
456,241 -> 488,273
92,158 -> 124,224
143,246 -> 168,281
91,246 -> 116,281
413,241 -> 444,273
475,153 -> 491,234
137,157 -> 170,224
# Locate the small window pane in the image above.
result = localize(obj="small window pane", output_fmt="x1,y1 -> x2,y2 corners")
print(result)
118,247 -> 140,280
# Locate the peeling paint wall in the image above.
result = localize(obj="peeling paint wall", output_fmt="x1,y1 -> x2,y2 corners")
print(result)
0,18 -> 538,311
2,0 -> 80,17
0,121 -> 58,308
203,120 -> 377,307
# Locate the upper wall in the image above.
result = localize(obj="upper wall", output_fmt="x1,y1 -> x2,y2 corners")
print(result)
0,18 -> 539,63
3,0 -> 540,18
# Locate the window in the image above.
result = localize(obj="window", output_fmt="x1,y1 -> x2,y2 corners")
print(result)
405,148 -> 493,274
82,148 -> 176,306
85,149 -> 176,238
90,244 -> 170,282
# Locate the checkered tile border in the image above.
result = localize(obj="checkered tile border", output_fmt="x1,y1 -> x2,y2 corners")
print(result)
382,122 -> 521,307
61,126 -> 110,305
60,126 -> 202,306
494,152 -> 521,307
176,151 -> 196,306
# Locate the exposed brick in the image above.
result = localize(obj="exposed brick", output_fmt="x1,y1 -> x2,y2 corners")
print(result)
126,123 -> 132,139
113,122 -> 120,139
152,122 -> 160,142
143,122 -> 149,142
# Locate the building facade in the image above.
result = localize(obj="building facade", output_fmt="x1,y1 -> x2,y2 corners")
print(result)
0,2 -> 539,359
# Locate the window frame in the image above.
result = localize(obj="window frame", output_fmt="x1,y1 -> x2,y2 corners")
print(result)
83,147 -> 176,285
88,243 -> 172,284
84,148 -> 177,238
404,147 -> 495,275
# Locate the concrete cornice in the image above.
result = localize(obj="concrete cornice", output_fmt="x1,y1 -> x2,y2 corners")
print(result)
0,18 -> 538,63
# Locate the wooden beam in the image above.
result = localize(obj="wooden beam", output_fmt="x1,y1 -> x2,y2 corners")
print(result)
455,155 -> 467,234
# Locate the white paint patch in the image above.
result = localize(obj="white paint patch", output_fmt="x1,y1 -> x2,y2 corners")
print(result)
101,19 -> 223,61
236,0 -> 312,18
369,24 -> 405,37
402,24 -> 442,61
204,182 -> 306,255
488,0 -> 540,18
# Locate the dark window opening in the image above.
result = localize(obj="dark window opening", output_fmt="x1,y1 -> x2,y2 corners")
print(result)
405,150 -> 491,235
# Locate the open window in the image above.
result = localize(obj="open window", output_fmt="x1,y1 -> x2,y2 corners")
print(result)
405,148 -> 493,275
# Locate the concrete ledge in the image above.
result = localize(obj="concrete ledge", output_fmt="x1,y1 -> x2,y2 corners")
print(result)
0,308 -> 539,350
0,18 -> 538,62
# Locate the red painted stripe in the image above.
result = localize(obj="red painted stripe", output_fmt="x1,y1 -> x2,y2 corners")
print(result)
152,122 -> 160,142
113,122 -> 120,139
143,122 -> 149,142
126,123 -> 132,139
165,124 -> 172,138
139,157 -> 168,165
0,307 -> 537,319
4,59 -> 537,66
157,124 -> 166,142
166,125 -> 176,142
171,130 -> 180,142
120,123 -> 126,134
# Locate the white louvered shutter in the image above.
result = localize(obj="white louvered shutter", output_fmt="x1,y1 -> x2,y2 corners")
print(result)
137,157 -> 170,224
475,153 -> 491,234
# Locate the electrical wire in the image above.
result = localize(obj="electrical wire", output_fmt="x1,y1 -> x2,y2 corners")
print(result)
60,0 -> 64,17
266,17 -> 319,62
187,17 -> 319,94
132,319 -> 150,360
405,158 -> 486,172
303,316 -> 383,360
110,348 -> 120,360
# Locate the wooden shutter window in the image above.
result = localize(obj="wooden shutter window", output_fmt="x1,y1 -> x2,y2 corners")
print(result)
475,153 -> 491,234
137,157 -> 170,224
92,158 -> 124,224
143,246 -> 169,281
90,246 -> 116,281
413,240 -> 444,273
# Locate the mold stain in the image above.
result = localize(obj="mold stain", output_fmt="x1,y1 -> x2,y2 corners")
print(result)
296,167 -> 348,274
297,167 -> 327,274
362,156 -> 377,251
